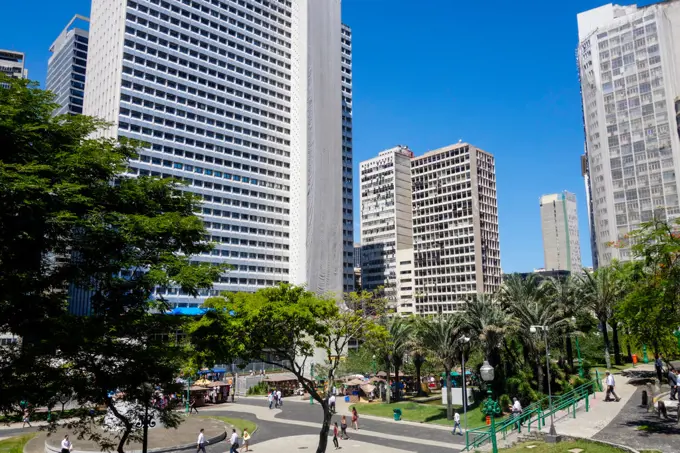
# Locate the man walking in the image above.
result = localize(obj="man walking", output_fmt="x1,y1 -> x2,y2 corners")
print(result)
276,389 -> 282,408
329,394 -> 336,414
604,371 -> 621,402
511,397 -> 523,433
669,368 -> 678,401
196,429 -> 207,453
229,429 -> 239,453
268,391 -> 274,409
452,411 -> 462,435
655,354 -> 664,383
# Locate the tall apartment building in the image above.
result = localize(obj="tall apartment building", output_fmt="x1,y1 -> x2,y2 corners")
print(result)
359,145 -> 414,313
578,2 -> 680,267
46,15 -> 90,116
539,191 -> 582,273
411,143 -> 501,314
83,0 -> 350,307
0,50 -> 27,79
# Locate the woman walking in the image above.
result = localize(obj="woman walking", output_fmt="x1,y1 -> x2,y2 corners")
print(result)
242,428 -> 251,452
340,415 -> 349,439
351,407 -> 359,430
332,422 -> 341,450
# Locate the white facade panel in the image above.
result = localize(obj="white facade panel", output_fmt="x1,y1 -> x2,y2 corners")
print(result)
539,191 -> 582,273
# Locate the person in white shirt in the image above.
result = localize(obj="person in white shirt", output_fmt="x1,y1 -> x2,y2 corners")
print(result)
196,429 -> 207,453
276,389 -> 282,408
511,397 -> 523,433
452,411 -> 462,435
329,394 -> 336,413
61,435 -> 72,453
605,371 -> 621,402
229,428 -> 239,453
268,391 -> 274,409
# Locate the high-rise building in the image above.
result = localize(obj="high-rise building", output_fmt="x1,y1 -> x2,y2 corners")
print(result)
83,0 -> 349,307
359,145 -> 414,313
578,2 -> 680,267
539,191 -> 582,273
411,143 -> 501,314
0,50 -> 27,79
353,243 -> 362,269
46,15 -> 90,116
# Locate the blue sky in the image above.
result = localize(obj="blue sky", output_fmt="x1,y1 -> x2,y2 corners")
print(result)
1,0 -> 632,272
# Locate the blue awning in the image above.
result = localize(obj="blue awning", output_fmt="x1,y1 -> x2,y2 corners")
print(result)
198,368 -> 227,374
167,307 -> 207,316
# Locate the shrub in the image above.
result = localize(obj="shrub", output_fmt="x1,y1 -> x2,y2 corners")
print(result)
246,381 -> 269,396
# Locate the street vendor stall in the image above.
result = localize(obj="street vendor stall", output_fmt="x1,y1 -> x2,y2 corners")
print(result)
263,373 -> 299,396
344,378 -> 366,403
189,386 -> 208,407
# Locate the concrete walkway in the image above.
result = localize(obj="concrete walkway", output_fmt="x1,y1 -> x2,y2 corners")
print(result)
240,434 -> 411,452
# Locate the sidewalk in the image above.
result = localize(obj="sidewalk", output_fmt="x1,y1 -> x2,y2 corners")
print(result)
240,434 -> 411,452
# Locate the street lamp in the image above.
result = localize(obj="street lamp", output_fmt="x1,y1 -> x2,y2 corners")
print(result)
459,336 -> 471,434
530,325 -> 558,440
185,376 -> 192,413
371,354 -> 377,376
479,361 -> 500,453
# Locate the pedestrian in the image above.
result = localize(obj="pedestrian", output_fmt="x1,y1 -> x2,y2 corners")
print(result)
655,354 -> 664,383
229,429 -> 239,453
190,398 -> 199,414
452,411 -> 462,435
510,397 -> 523,433
242,428 -> 251,452
604,371 -> 621,402
268,391 -> 274,409
668,368 -> 678,401
340,415 -> 349,439
22,409 -> 31,428
196,428 -> 207,453
61,435 -> 72,453
351,407 -> 359,430
276,389 -> 282,408
329,394 -> 336,413
333,422 -> 341,450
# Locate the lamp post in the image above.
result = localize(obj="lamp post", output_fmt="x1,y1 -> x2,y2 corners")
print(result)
479,361 -> 500,453
570,317 -> 584,378
310,362 -> 315,405
185,376 -> 192,413
371,355 -> 377,376
530,325 -> 558,441
459,336 -> 471,433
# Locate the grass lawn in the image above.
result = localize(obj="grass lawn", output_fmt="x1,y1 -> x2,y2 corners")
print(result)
496,440 -> 629,453
0,434 -> 36,453
590,363 -> 635,375
199,416 -> 257,435
350,401 -> 508,428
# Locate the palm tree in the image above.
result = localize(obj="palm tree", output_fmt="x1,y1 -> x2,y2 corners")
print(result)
579,267 -> 621,370
385,316 -> 413,402
544,275 -> 582,373
417,313 -> 465,420
464,293 -> 512,368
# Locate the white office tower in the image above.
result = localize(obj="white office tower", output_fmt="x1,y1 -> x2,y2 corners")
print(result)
539,191 -> 582,273
578,2 -> 680,266
0,50 -> 27,79
84,0 -> 348,306
411,143 -> 501,314
46,15 -> 90,116
359,146 -> 415,313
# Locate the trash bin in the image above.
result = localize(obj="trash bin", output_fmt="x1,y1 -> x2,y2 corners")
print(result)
632,354 -> 638,364
393,408 -> 402,421
344,396 -> 350,403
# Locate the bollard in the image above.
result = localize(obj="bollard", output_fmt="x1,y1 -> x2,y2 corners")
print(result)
642,390 -> 648,407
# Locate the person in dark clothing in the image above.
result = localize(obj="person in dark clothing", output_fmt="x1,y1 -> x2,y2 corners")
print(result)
655,354 -> 664,383
669,368 -> 678,400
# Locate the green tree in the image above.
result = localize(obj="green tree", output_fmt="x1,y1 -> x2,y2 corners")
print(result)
186,284 -> 385,453
416,314 -> 465,420
618,218 -> 680,354
0,76 -> 222,453
544,275 -> 583,372
377,316 -> 413,403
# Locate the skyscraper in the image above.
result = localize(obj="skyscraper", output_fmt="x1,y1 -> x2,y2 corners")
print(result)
578,2 -> 680,267
46,15 -> 90,116
0,50 -> 27,79
539,191 -> 582,273
83,0 -> 349,306
359,145 -> 414,313
411,143 -> 501,314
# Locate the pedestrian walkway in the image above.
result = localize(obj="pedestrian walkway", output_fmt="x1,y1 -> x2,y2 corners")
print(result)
201,402 -> 465,450
243,434 -> 411,452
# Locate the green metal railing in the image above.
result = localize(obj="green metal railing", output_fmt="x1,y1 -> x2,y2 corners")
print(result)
464,373 -> 602,451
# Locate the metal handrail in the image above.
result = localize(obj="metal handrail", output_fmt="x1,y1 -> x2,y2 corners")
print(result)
463,377 -> 599,451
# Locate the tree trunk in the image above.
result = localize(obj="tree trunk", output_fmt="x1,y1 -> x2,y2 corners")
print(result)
107,399 -> 133,453
612,321 -> 622,366
626,338 -> 633,363
393,366 -> 400,402
385,358 -> 391,404
415,360 -> 423,397
316,401 -> 331,453
536,356 -> 544,395
601,317 -> 612,370
445,368 -> 453,420
566,336 -> 574,374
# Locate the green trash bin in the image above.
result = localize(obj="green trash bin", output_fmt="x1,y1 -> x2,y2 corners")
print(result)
393,408 -> 402,421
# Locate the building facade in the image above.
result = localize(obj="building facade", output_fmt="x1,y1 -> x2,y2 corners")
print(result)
578,2 -> 680,267
46,15 -> 90,116
83,0 -> 350,307
359,145 -> 414,313
539,191 -> 582,272
0,50 -> 27,79
411,143 -> 501,314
